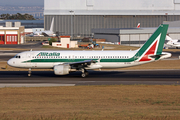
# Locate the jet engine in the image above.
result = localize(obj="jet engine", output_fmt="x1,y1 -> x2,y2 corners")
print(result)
54,64 -> 70,75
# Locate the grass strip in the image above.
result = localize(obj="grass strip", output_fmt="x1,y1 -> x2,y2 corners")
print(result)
0,85 -> 180,120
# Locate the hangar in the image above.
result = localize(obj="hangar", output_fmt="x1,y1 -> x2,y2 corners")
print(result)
92,27 -> 180,46
44,0 -> 180,38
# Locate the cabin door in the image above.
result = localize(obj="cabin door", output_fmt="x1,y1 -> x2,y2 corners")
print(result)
26,53 -> 36,68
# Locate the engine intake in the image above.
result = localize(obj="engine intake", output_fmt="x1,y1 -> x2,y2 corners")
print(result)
54,64 -> 70,75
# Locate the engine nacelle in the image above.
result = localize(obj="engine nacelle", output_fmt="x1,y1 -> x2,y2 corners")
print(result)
54,64 -> 70,75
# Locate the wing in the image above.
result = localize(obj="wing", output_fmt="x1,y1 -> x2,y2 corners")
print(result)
42,32 -> 49,37
68,59 -> 96,69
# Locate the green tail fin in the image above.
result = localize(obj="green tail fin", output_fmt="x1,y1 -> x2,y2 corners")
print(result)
135,24 -> 169,61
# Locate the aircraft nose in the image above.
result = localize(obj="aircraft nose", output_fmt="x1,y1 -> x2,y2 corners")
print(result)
7,58 -> 15,67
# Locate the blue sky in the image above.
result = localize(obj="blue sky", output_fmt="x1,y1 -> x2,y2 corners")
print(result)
1,0 -> 44,6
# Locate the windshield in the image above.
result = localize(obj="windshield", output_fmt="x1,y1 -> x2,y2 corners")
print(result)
15,55 -> 21,58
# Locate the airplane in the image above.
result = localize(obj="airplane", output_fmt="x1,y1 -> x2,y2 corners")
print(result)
7,24 -> 171,78
137,23 -> 140,28
33,17 -> 55,36
164,35 -> 180,49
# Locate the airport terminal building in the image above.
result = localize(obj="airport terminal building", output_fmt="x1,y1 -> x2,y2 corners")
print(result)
44,0 -> 180,38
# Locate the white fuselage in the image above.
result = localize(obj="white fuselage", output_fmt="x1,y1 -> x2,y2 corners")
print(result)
7,50 -> 171,70
33,30 -> 55,36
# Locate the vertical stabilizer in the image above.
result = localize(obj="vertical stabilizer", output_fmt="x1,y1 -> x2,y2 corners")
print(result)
137,23 -> 140,28
50,17 -> 54,32
134,24 -> 168,61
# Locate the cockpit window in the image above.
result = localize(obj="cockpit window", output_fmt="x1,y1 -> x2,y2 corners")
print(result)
15,56 -> 21,58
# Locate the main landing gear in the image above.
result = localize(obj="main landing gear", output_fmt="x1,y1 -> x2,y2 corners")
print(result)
28,68 -> 31,77
81,68 -> 89,78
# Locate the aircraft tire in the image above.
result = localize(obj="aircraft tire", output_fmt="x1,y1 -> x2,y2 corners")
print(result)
81,73 -> 86,78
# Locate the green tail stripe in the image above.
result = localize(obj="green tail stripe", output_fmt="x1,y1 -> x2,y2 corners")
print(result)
156,24 -> 168,55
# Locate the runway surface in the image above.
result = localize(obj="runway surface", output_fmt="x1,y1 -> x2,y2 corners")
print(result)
0,70 -> 180,87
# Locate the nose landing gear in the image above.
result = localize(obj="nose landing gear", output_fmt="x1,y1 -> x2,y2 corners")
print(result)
28,68 -> 31,77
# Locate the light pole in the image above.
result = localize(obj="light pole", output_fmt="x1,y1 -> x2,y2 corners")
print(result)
69,10 -> 74,39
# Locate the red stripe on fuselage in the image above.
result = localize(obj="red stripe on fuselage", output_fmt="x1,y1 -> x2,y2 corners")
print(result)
139,40 -> 158,62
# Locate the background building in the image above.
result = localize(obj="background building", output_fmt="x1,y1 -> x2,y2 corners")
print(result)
0,26 -> 24,44
0,20 -> 44,28
44,0 -> 180,38
92,27 -> 180,47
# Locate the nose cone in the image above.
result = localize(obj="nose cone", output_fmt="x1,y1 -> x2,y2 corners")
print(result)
7,58 -> 15,67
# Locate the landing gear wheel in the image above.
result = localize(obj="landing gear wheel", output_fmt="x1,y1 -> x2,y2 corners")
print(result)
28,73 -> 31,77
81,69 -> 88,78
81,73 -> 86,78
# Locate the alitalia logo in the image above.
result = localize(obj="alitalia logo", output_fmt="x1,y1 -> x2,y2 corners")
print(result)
37,52 -> 60,56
